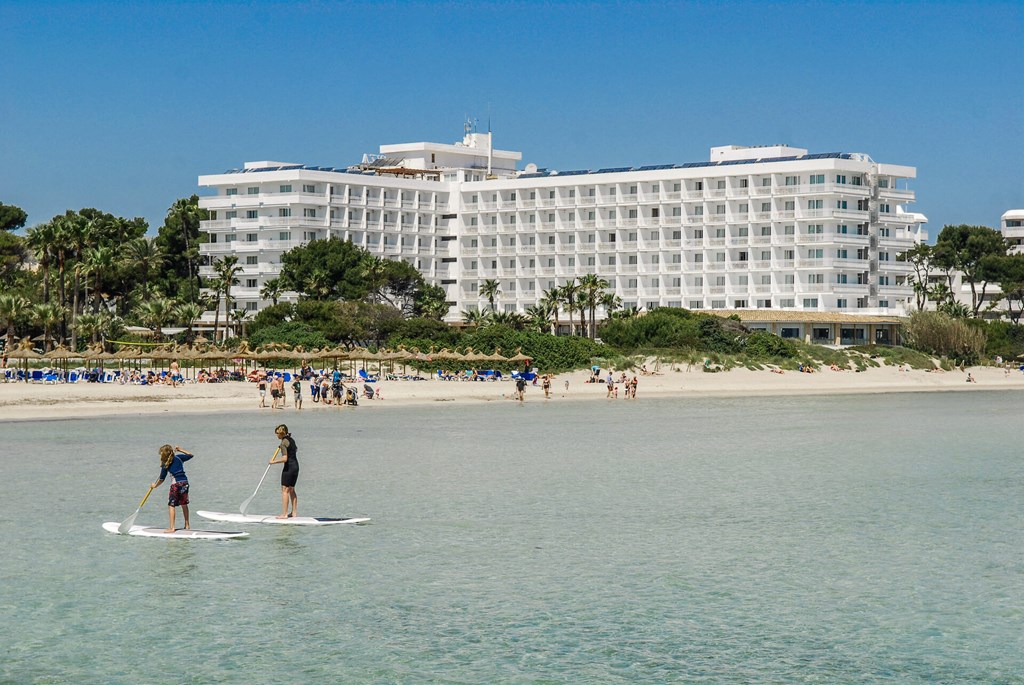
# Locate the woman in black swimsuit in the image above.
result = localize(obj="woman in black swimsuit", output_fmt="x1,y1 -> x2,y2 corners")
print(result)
270,424 -> 299,518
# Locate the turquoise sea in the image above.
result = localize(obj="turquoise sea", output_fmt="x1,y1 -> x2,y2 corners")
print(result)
2,391 -> 1022,684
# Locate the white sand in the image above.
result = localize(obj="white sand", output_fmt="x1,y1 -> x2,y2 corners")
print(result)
2,363 -> 1021,422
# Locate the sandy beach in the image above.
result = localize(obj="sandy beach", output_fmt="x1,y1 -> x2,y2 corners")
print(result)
2,362 -> 1022,422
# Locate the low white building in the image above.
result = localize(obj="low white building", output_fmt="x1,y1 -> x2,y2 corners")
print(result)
197,130 -> 927,326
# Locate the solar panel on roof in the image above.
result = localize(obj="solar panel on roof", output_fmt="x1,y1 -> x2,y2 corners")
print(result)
557,170 -> 590,176
637,164 -> 674,171
595,167 -> 633,174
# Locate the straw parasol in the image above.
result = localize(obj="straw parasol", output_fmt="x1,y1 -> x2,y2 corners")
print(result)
43,345 -> 79,361
507,348 -> 531,363
7,339 -> 42,360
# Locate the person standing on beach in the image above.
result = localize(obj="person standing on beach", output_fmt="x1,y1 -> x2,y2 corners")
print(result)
515,376 -> 526,402
258,375 -> 268,408
151,444 -> 194,532
270,375 -> 284,410
269,424 -> 299,518
292,377 -> 303,410
169,360 -> 180,388
542,374 -> 551,399
606,372 -> 614,398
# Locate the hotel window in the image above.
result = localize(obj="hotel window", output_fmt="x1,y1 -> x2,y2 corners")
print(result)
807,199 -> 823,210
608,187 -> 617,196
837,199 -> 848,209
784,225 -> 795,235
738,251 -> 748,262
672,254 -> 682,264
279,208 -> 291,217
715,205 -> 725,215
529,191 -> 536,200
547,258 -> 555,267
569,189 -> 576,198
879,276 -> 890,285
651,277 -> 660,287
837,249 -> 848,259
608,256 -> 617,265
803,298 -> 818,307
490,216 -> 497,225
694,229 -> 704,238
628,209 -> 638,219
808,224 -> 823,234
246,233 -> 257,242
780,298 -> 795,307
738,275 -> 748,285
629,185 -> 637,194
279,185 -> 292,193
246,301 -> 258,311
785,176 -> 799,186
608,209 -> 616,220
761,202 -> 771,212
694,207 -> 704,216
247,187 -> 259,195
245,278 -> 257,288
734,300 -> 748,308
836,175 -> 847,184
690,301 -> 703,309
762,177 -> 771,186
784,201 -> 795,211
809,174 -> 825,184
879,203 -> 892,213
715,228 -> 726,238
588,188 -> 595,197
783,250 -> 795,261
836,299 -> 847,308
587,256 -> 596,266
627,255 -> 636,264
226,188 -> 238,196
225,234 -> 235,243
568,212 -> 575,221
807,249 -> 824,259
760,251 -> 771,261
547,236 -> 555,244
695,181 -> 704,191
739,179 -> 749,188
651,208 -> 660,218
694,254 -> 704,263
760,226 -> 771,236
587,234 -> 595,243
510,237 -> 517,246
716,181 -> 726,190
628,278 -> 637,288
715,252 -> 726,263
761,275 -> 771,285
738,226 -> 748,237
225,211 -> 236,219
738,203 -> 748,213
672,207 -> 681,217
837,273 -> 848,283
279,232 -> 291,241
510,192 -> 517,201
548,190 -> 556,199
303,185 -> 315,193
303,208 -> 316,217
569,257 -> 576,266
711,300 -> 726,309
651,254 -> 660,265
673,183 -> 681,192
851,176 -> 863,186
568,235 -> 575,244
808,273 -> 824,284
879,300 -> 889,308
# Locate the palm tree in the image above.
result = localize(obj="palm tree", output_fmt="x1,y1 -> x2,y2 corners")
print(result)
169,198 -> 205,302
461,308 -> 486,327
208,275 -> 224,344
480,278 -> 501,313
174,301 -> 204,343
524,303 -> 554,333
136,297 -> 174,341
304,268 -> 333,300
26,222 -> 55,304
260,277 -> 284,306
599,291 -> 622,319
578,273 -> 610,339
125,237 -> 164,296
32,302 -> 64,352
560,279 -> 580,336
0,294 -> 31,351
230,309 -> 250,339
540,288 -> 561,335
75,312 -> 106,346
214,256 -> 241,342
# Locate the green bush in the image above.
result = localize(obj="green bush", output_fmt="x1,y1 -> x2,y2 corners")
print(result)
247,321 -> 330,350
903,311 -> 986,365
742,331 -> 797,358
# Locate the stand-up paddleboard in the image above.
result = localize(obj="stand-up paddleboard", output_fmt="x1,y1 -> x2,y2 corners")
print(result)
102,522 -> 249,539
196,510 -> 370,526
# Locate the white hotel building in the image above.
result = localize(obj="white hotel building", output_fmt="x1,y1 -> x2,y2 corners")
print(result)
197,131 -> 927,325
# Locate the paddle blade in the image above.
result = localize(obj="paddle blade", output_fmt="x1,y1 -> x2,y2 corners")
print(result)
117,508 -> 140,534
118,485 -> 155,534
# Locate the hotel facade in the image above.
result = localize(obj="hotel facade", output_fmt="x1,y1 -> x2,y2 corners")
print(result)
197,132 -> 927,328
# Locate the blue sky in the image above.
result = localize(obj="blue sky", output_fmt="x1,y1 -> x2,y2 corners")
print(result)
2,0 -> 1021,237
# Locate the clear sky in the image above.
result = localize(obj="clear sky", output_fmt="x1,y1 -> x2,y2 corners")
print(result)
2,0 -> 1021,237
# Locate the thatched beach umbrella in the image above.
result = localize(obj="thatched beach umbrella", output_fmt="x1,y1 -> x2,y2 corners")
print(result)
7,339 -> 43,382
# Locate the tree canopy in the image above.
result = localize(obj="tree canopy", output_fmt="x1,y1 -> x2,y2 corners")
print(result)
0,203 -> 28,232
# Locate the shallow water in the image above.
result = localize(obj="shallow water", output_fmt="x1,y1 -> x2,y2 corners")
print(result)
3,392 -> 1022,683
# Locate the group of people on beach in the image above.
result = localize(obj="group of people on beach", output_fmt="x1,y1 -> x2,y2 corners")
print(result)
604,372 -> 639,399
149,424 -> 300,532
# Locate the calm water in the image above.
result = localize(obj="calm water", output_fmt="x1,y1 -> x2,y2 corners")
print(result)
2,392 -> 1022,684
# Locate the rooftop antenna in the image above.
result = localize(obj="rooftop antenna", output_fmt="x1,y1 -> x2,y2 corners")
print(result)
486,105 -> 493,177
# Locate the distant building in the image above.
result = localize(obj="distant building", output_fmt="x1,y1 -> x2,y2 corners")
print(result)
196,129 -> 927,329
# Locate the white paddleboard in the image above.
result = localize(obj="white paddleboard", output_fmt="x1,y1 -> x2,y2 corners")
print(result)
196,510 -> 370,526
102,522 -> 249,539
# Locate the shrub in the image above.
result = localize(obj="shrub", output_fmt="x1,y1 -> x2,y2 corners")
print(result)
903,311 -> 986,365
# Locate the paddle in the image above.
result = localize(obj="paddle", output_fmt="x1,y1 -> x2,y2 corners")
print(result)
240,448 -> 279,515
117,485 -> 156,534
